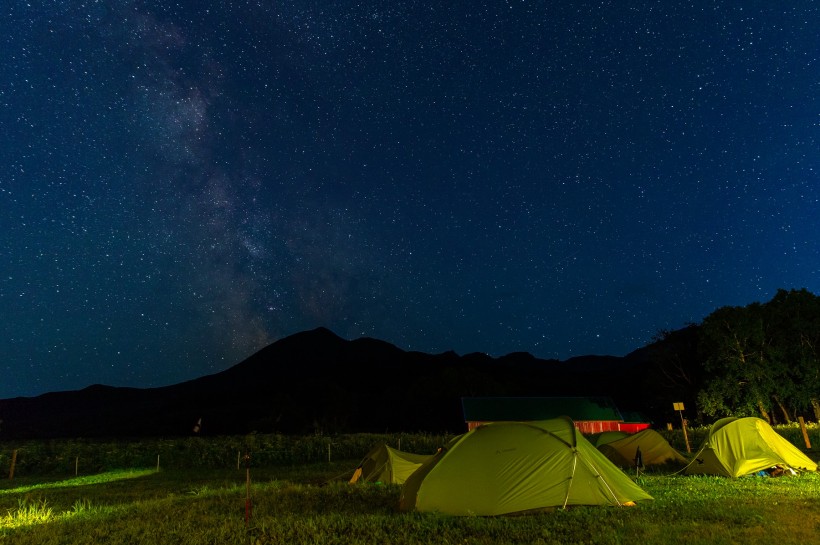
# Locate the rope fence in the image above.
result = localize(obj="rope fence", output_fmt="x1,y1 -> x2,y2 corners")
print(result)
1,432 -> 452,479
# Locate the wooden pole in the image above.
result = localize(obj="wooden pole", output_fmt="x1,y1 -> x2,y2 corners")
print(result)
245,467 -> 251,524
244,453 -> 252,526
156,455 -> 160,472
798,416 -> 812,449
673,403 -> 691,453
9,449 -> 17,480
75,456 -> 79,476
681,415 -> 691,453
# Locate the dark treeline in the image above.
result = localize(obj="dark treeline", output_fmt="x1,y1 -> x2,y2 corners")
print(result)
643,288 -> 820,425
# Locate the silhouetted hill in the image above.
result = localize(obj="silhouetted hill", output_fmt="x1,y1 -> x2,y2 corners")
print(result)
0,327 -> 672,439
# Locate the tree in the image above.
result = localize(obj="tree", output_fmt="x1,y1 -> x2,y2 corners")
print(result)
695,289 -> 820,422
765,289 -> 820,420
640,325 -> 705,421
696,303 -> 780,422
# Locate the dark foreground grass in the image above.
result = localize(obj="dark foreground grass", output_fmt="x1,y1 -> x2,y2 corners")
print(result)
2,463 -> 820,545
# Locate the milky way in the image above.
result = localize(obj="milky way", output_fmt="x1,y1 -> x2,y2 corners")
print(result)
1,1 -> 817,398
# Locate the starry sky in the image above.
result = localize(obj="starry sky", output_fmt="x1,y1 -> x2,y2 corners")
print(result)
1,1 -> 818,399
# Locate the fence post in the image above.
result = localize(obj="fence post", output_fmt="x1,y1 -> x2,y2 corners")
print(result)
9,449 -> 17,480
798,417 -> 812,449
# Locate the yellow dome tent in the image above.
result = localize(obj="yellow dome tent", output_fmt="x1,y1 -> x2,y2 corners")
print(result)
685,417 -> 817,477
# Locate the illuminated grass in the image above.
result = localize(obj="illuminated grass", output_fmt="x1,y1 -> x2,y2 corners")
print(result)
0,499 -> 55,529
0,470 -> 158,532
0,469 -> 156,495
1,464 -> 819,544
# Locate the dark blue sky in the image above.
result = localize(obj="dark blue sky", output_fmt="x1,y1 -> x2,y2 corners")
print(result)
2,1 -> 818,399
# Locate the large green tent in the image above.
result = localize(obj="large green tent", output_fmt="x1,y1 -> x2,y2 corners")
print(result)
349,444 -> 433,484
399,417 -> 652,516
684,417 -> 818,477
598,429 -> 688,468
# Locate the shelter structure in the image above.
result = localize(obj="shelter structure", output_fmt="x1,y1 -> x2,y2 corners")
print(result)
461,396 -> 650,434
685,417 -> 818,477
399,417 -> 653,516
598,429 -> 688,468
591,431 -> 629,447
349,444 -> 433,484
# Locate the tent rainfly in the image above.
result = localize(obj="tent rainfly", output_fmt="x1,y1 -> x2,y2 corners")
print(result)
685,417 -> 818,478
399,417 -> 653,516
591,431 -> 629,447
349,444 -> 433,484
597,429 -> 688,468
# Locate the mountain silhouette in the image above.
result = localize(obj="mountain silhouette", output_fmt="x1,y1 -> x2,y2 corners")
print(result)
0,327 -> 665,439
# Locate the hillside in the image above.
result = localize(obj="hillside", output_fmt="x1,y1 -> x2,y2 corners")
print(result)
0,327 -> 674,439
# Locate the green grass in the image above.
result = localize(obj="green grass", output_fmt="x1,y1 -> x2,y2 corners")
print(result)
2,463 -> 820,545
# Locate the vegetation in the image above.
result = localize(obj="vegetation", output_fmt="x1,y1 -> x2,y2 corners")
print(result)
0,430 -> 818,544
2,425 -> 818,479
651,288 -> 820,424
2,461 -> 820,544
0,433 -> 453,478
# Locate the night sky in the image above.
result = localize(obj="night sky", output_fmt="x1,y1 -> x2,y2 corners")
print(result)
2,1 -> 818,399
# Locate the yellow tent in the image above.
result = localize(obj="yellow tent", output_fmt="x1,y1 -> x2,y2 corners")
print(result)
598,429 -> 688,468
349,444 -> 432,484
685,417 -> 817,477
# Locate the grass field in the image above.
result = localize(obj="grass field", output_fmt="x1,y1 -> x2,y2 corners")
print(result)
2,461 -> 820,545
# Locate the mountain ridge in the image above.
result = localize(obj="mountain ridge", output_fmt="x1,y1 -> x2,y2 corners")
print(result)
0,327 -> 666,439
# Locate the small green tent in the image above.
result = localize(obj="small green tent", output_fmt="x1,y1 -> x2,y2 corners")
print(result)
598,429 -> 688,468
399,417 -> 652,516
591,431 -> 629,447
349,444 -> 433,484
685,417 -> 818,478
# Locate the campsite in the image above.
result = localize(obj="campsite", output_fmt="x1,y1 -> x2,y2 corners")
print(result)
2,426 -> 819,544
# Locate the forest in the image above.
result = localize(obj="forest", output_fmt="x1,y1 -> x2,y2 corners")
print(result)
649,288 -> 820,424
